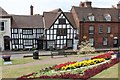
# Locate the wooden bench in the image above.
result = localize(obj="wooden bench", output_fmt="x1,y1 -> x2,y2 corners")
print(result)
51,49 -> 67,58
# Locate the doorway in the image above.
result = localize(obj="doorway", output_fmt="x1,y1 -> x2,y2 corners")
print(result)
4,36 -> 10,50
113,38 -> 118,47
67,39 -> 73,49
37,40 -> 43,50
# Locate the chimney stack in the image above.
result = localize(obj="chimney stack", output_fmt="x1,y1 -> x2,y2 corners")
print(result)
80,1 -> 92,8
117,1 -> 120,9
30,5 -> 33,15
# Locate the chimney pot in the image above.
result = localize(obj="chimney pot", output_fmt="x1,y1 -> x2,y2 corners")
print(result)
30,5 -> 33,15
80,1 -> 92,8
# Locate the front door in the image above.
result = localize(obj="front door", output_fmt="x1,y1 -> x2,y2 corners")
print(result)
113,38 -> 118,47
37,40 -> 43,50
67,39 -> 73,49
4,36 -> 10,50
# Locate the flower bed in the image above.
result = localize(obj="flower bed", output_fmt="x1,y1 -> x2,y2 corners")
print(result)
91,52 -> 112,60
61,58 -> 105,70
17,58 -> 120,80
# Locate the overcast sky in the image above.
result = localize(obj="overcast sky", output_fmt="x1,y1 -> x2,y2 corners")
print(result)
0,0 -> 119,15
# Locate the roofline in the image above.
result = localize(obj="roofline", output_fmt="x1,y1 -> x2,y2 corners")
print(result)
73,6 -> 118,10
0,15 -> 12,18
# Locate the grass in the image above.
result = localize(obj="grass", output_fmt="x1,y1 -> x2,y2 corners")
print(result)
92,63 -> 119,78
0,56 -> 47,66
2,64 -> 53,78
0,57 -> 34,66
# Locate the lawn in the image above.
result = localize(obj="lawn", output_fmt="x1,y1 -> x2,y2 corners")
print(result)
2,64 -> 53,78
92,63 -> 119,78
0,56 -> 48,66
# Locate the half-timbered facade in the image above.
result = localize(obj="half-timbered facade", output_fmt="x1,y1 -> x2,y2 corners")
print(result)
43,9 -> 78,49
11,15 -> 44,50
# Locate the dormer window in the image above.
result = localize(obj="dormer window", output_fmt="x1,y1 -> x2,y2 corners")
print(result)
88,13 -> 95,21
104,14 -> 111,21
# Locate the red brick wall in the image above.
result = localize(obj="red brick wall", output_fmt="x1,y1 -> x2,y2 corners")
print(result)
79,22 -> 119,48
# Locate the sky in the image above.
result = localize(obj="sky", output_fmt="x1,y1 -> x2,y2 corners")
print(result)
0,0 -> 119,15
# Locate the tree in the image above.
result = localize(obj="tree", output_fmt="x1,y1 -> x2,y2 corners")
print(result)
78,40 -> 95,59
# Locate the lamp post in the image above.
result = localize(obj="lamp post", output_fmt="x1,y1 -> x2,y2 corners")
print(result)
110,34 -> 113,51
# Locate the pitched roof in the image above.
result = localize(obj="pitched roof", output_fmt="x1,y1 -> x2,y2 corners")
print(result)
64,12 -> 76,28
0,7 -> 8,16
73,6 -> 118,22
43,12 -> 61,29
43,8 -> 76,29
12,15 -> 44,28
49,8 -> 62,13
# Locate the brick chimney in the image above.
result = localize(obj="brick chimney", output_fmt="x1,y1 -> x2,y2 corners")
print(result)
30,5 -> 33,15
117,1 -> 120,9
80,1 -> 92,8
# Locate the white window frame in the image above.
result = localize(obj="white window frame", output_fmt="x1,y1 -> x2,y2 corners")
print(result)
89,26 -> 94,34
0,21 -> 5,31
107,26 -> 111,33
103,37 -> 108,46
89,38 -> 94,46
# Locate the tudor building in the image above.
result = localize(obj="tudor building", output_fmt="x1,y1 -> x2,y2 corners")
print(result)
71,1 -> 120,49
11,15 -> 44,50
11,7 -> 78,50
43,9 -> 77,49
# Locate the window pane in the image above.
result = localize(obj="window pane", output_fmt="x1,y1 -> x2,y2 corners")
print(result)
59,18 -> 66,24
89,38 -> 94,46
0,22 -> 5,31
89,26 -> 94,34
103,38 -> 108,45
107,26 -> 111,33
99,26 -> 103,33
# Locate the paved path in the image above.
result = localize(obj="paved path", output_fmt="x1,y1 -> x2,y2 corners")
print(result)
2,54 -> 96,70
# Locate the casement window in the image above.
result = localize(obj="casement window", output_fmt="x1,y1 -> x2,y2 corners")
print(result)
89,38 -> 94,46
104,14 -> 111,21
47,41 -> 55,48
13,29 -> 18,33
23,29 -> 33,35
24,40 -> 33,46
57,28 -> 67,36
59,18 -> 66,24
99,26 -> 103,33
89,26 -> 94,34
103,37 -> 108,45
12,39 -> 19,45
0,22 -> 5,31
107,26 -> 111,33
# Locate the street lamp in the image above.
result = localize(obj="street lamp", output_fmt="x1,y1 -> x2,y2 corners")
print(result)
110,34 -> 113,51
83,35 -> 87,41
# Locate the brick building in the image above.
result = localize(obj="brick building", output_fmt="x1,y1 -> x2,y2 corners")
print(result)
71,1 -> 120,49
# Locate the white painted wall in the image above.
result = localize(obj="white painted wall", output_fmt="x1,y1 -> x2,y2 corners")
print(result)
0,18 -> 11,51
